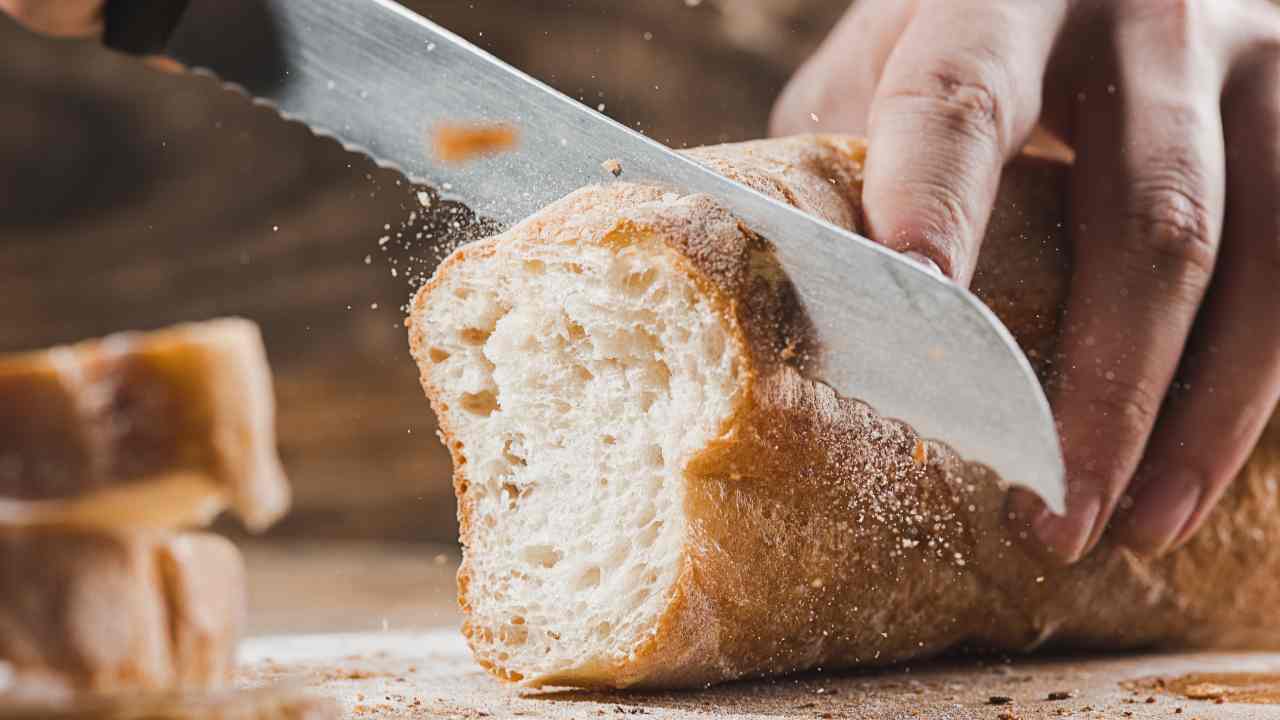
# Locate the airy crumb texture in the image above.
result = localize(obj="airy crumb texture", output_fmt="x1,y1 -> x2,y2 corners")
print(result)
431,123 -> 520,165
409,135 -> 1280,689
411,188 -> 745,684
0,318 -> 289,532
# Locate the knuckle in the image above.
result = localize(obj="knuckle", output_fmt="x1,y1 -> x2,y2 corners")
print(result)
884,59 -> 1009,149
928,70 -> 1003,144
1124,171 -> 1218,285
1088,374 -> 1165,443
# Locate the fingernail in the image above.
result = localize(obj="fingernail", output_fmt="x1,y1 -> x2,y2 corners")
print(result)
1033,494 -> 1102,564
1122,469 -> 1202,557
903,251 -> 944,277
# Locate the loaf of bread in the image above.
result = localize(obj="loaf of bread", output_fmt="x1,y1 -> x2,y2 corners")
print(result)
0,319 -> 290,703
408,135 -> 1280,688
0,530 -> 244,700
0,318 -> 289,531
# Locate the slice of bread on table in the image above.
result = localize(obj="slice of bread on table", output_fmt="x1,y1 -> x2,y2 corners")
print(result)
0,318 -> 288,531
0,319 -> 297,708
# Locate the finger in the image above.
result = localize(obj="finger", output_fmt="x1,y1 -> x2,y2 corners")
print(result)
861,0 -> 1068,283
1117,54 -> 1280,556
1019,6 -> 1228,563
0,0 -> 105,38
769,0 -> 916,137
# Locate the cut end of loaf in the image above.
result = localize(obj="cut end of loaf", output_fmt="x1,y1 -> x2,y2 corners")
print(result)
410,189 -> 745,685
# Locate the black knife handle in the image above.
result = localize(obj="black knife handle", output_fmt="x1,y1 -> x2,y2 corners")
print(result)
103,0 -> 192,55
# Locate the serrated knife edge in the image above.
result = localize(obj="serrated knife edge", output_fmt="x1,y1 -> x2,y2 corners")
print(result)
146,0 -> 1065,512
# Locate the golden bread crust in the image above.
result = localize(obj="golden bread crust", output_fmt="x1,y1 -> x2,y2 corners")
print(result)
411,135 -> 1280,688
0,318 -> 289,531
0,530 -> 245,699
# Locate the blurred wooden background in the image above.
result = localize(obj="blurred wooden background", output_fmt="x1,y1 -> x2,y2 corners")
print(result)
0,0 -> 843,541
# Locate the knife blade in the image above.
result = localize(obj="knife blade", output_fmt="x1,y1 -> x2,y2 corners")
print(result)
145,0 -> 1065,512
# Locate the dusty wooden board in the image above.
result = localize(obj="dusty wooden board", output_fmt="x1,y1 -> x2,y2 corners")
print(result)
236,542 -> 1280,718
237,631 -> 1280,719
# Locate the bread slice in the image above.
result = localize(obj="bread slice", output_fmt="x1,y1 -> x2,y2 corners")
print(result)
0,318 -> 288,531
0,530 -> 244,700
408,135 -> 1280,688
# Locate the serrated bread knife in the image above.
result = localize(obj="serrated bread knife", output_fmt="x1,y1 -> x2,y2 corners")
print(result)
104,0 -> 1066,512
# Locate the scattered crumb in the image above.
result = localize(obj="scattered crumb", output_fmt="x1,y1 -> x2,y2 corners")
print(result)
1047,691 -> 1073,701
988,695 -> 1013,705
1129,671 -> 1280,704
431,122 -> 519,164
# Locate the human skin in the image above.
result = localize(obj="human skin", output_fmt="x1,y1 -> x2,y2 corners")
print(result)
0,0 -> 103,37
772,0 -> 1280,564
9,0 -> 1280,566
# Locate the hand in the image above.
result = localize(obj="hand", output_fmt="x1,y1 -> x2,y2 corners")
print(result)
0,0 -> 106,38
3,0 -> 186,72
772,0 -> 1280,563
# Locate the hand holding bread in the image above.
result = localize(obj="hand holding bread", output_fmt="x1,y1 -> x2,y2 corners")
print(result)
410,134 -> 1280,688
774,0 -> 1280,565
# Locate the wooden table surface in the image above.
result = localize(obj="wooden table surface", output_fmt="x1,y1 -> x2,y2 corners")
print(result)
239,541 -> 1280,719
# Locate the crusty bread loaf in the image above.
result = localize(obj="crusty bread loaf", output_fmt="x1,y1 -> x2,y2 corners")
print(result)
0,319 -> 291,703
0,318 -> 289,531
408,135 -> 1280,688
0,530 -> 244,700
